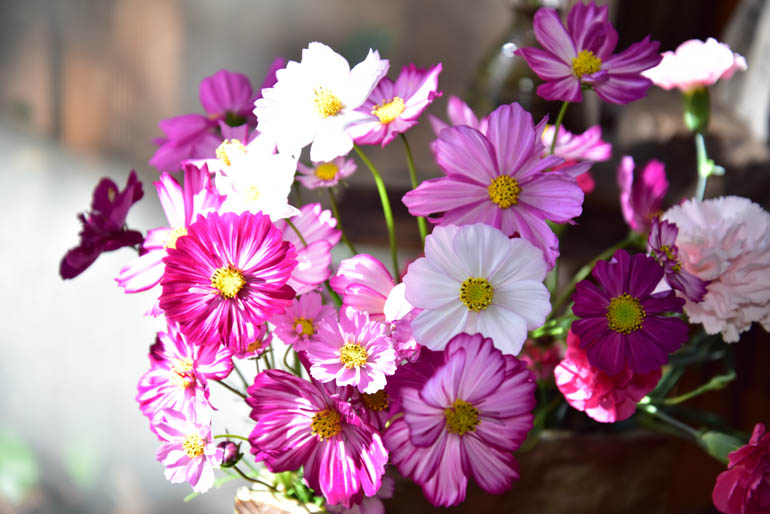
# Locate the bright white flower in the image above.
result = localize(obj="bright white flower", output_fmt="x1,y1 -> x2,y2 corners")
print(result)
254,42 -> 389,162
402,223 -> 551,355
212,134 -> 300,221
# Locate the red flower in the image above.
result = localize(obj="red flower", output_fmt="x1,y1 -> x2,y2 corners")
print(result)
713,424 -> 770,514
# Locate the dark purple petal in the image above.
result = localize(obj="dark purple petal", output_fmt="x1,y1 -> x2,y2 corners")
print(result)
584,331 -> 626,376
572,280 -> 610,317
642,316 -> 689,354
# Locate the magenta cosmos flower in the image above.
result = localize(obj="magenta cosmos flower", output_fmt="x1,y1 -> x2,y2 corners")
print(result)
271,291 -> 336,351
137,320 -> 233,424
403,102 -> 586,268
296,156 -> 357,189
159,211 -> 297,350
648,216 -> 710,303
350,63 -> 442,147
308,306 -> 397,394
572,249 -> 688,376
516,1 -> 661,104
247,370 -> 388,508
643,38 -> 747,93
428,94 -> 487,135
155,408 -> 222,493
554,330 -> 660,423
617,156 -> 668,234
385,333 -> 535,507
713,423 -> 770,514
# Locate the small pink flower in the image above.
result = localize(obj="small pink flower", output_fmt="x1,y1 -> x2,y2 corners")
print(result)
643,38 -> 747,93
428,94 -> 487,136
296,156 -> 358,189
617,156 -> 668,234
330,254 -> 396,321
308,306 -> 397,394
272,292 -> 337,351
519,339 -> 563,381
544,125 -> 611,194
554,330 -> 660,423
663,196 -> 770,342
713,423 -> 770,514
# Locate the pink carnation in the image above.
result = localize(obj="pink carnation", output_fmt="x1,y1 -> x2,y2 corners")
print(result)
663,196 -> 770,342
713,423 -> 770,514
643,38 -> 747,93
554,330 -> 661,423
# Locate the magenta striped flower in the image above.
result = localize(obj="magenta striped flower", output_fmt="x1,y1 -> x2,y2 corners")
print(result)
572,249 -> 688,376
384,333 -> 535,507
159,211 -> 297,350
247,370 -> 388,508
403,102 -> 586,268
516,1 -> 661,104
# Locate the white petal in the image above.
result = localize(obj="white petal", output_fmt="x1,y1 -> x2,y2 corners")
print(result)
411,302 -> 469,350
494,281 -> 551,329
476,305 -> 527,355
452,223 -> 513,278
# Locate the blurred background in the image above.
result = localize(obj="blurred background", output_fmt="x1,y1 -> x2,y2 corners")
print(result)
1,0 -> 769,512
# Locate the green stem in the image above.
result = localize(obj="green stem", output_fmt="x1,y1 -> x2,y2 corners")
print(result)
214,380 -> 246,399
231,466 -> 279,492
549,101 -> 570,155
638,403 -> 701,442
214,434 -> 250,442
327,188 -> 357,255
400,133 -> 428,245
354,144 -> 400,282
282,345 -> 296,374
663,371 -> 736,406
694,132 -> 708,201
324,281 -> 343,307
232,361 -> 249,389
286,219 -> 308,247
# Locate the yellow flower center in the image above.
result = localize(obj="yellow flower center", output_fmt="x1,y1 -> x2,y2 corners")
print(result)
339,342 -> 368,369
314,162 -> 339,181
311,409 -> 342,441
165,226 -> 188,250
246,185 -> 261,201
660,245 -> 681,272
444,399 -> 480,436
606,293 -> 646,334
371,97 -> 406,124
182,434 -> 205,458
314,87 -> 343,118
572,50 -> 602,78
216,138 -> 246,166
292,318 -> 315,337
459,277 -> 494,312
211,265 -> 246,299
361,390 -> 390,412
169,358 -> 195,388
488,175 -> 521,208
246,339 -> 263,353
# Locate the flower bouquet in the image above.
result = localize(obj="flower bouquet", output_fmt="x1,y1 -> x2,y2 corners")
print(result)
61,2 -> 770,512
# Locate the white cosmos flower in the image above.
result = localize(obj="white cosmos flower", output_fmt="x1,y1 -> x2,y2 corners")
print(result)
254,42 -> 389,162
402,223 -> 551,355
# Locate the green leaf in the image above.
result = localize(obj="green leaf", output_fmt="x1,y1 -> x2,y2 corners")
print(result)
699,431 -> 744,465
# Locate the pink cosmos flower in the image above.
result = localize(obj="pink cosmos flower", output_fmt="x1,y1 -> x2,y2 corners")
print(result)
403,224 -> 551,355
554,330 -> 661,423
403,102 -> 587,268
230,322 -> 272,359
643,38 -> 747,93
275,203 -> 341,295
617,156 -> 668,234
116,163 -> 225,314
712,423 -> 770,514
327,476 -> 395,514
648,216 -> 710,303
543,124 -> 611,193
384,333 -> 535,507
350,63 -> 443,147
154,408 -> 221,493
160,211 -> 297,351
149,115 -> 222,173
428,94 -> 487,136
308,306 -> 397,394
296,156 -> 358,189
516,1 -> 661,104
137,320 -> 233,424
271,292 -> 337,351
247,370 -> 388,508
663,197 -> 770,342
571,249 -> 688,375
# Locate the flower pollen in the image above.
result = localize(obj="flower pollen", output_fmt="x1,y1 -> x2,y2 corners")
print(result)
606,293 -> 646,334
660,244 -> 681,272
182,434 -> 205,458
216,138 -> 246,166
165,226 -> 188,250
314,87 -> 343,118
339,342 -> 368,369
371,97 -> 405,124
572,50 -> 602,78
292,317 -> 315,336
459,277 -> 494,312
488,175 -> 521,208
361,390 -> 390,412
211,265 -> 246,299
169,358 -> 195,388
310,408 -> 342,440
314,163 -> 339,181
444,399 -> 480,436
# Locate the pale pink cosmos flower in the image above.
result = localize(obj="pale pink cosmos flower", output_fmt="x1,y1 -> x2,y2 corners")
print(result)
296,156 -> 357,189
271,292 -> 337,351
643,38 -> 747,93
308,306 -> 397,394
617,156 -> 668,234
663,196 -> 770,342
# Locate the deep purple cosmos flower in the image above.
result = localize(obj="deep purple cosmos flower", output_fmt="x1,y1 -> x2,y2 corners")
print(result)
516,1 -> 661,104
571,249 -> 688,375
384,333 -> 535,507
648,216 -> 710,303
60,170 -> 144,279
247,370 -> 388,508
159,211 -> 297,351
